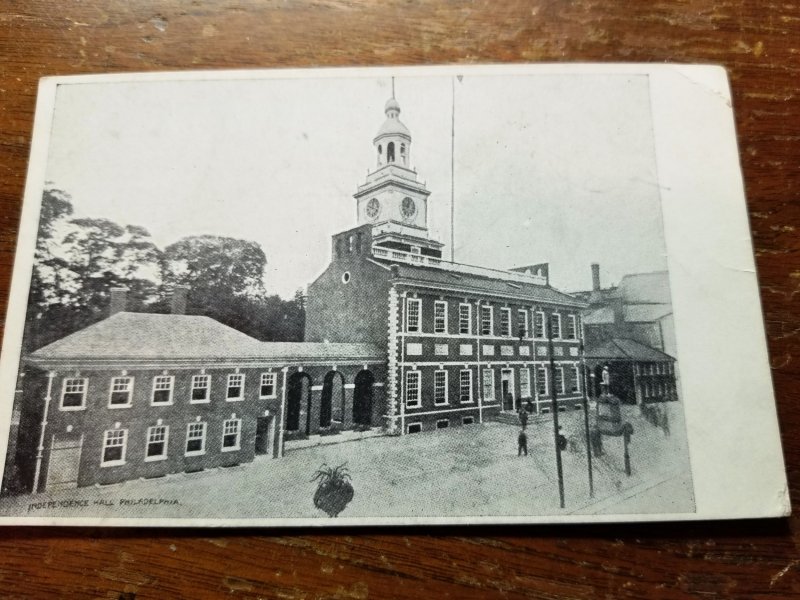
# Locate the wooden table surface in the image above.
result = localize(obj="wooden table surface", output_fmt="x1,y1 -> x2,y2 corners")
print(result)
0,1 -> 798,598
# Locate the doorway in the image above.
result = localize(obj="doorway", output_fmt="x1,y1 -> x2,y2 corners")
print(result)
254,416 -> 274,457
353,370 -> 374,427
45,433 -> 83,492
287,372 -> 312,436
501,369 -> 515,412
321,371 -> 345,428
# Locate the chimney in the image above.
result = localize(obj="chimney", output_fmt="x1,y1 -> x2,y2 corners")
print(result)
171,285 -> 189,315
591,263 -> 601,291
109,287 -> 128,316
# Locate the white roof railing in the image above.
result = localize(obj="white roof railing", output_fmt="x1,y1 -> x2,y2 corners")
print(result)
371,245 -> 548,286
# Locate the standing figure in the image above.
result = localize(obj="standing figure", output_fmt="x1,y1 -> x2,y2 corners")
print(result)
518,429 -> 528,456
519,408 -> 529,430
601,365 -> 611,396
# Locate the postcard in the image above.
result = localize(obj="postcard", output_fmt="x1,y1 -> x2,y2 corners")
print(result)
0,64 -> 788,526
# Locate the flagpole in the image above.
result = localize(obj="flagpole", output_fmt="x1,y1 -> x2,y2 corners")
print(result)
450,76 -> 455,263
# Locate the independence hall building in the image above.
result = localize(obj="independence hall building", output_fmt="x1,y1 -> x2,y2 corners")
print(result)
5,93 -> 586,494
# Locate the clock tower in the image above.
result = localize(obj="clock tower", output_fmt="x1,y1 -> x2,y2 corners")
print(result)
354,93 -> 444,258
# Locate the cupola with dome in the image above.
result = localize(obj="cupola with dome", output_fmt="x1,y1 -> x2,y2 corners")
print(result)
353,87 -> 444,259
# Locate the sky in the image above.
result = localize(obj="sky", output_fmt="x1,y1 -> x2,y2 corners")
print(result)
44,72 -> 667,298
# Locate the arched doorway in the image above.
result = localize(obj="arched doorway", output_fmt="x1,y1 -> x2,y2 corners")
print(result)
320,371 -> 345,428
287,372 -> 313,436
353,370 -> 375,427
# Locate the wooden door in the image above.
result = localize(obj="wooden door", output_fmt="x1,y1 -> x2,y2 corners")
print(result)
45,433 -> 83,491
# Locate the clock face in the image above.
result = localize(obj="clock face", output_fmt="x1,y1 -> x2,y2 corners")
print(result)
401,197 -> 417,221
365,198 -> 381,220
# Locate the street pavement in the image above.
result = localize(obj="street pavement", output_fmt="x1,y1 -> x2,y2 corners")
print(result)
0,402 -> 694,521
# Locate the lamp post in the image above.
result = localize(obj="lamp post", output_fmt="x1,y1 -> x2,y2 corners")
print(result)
546,313 -> 565,509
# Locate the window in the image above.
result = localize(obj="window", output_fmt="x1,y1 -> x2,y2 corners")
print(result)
566,314 -> 577,340
482,368 -> 495,401
387,141 -> 395,162
555,366 -> 565,394
405,370 -> 421,408
518,309 -> 529,338
500,308 -> 511,337
571,365 -> 581,394
260,373 -> 276,398
434,370 -> 448,405
480,305 -> 493,336
185,422 -> 207,456
534,311 -> 545,339
460,369 -> 473,403
536,366 -> 548,396
436,419 -> 449,429
226,374 -> 244,401
406,298 -> 421,332
434,301 -> 448,334
145,425 -> 168,461
152,376 -> 174,405
61,378 -> 87,409
550,313 -> 562,339
407,422 -> 422,434
222,419 -> 242,451
520,368 -> 531,398
462,416 -> 475,425
101,429 -> 127,466
459,303 -> 472,335
109,377 -> 133,407
191,375 -> 210,403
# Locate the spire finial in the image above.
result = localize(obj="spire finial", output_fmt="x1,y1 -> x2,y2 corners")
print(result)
391,76 -> 395,99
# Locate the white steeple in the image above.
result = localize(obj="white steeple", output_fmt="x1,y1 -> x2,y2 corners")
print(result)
353,85 -> 443,258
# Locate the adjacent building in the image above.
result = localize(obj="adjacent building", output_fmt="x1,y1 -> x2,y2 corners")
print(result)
575,264 -> 679,404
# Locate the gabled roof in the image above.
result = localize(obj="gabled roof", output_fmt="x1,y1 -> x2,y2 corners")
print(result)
585,338 -> 675,362
376,260 -> 586,308
26,312 -> 384,369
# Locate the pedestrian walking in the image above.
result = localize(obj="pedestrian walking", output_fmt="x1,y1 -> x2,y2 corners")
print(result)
518,429 -> 528,456
519,408 -> 529,430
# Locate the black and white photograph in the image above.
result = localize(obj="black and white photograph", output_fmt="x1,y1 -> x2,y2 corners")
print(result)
0,65 -> 786,525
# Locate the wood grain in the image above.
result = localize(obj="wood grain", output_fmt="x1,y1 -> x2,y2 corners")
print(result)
0,1 -> 798,598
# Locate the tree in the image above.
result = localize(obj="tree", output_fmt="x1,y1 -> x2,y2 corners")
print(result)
25,188 -> 164,349
163,235 -> 267,300
26,190 -> 305,347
